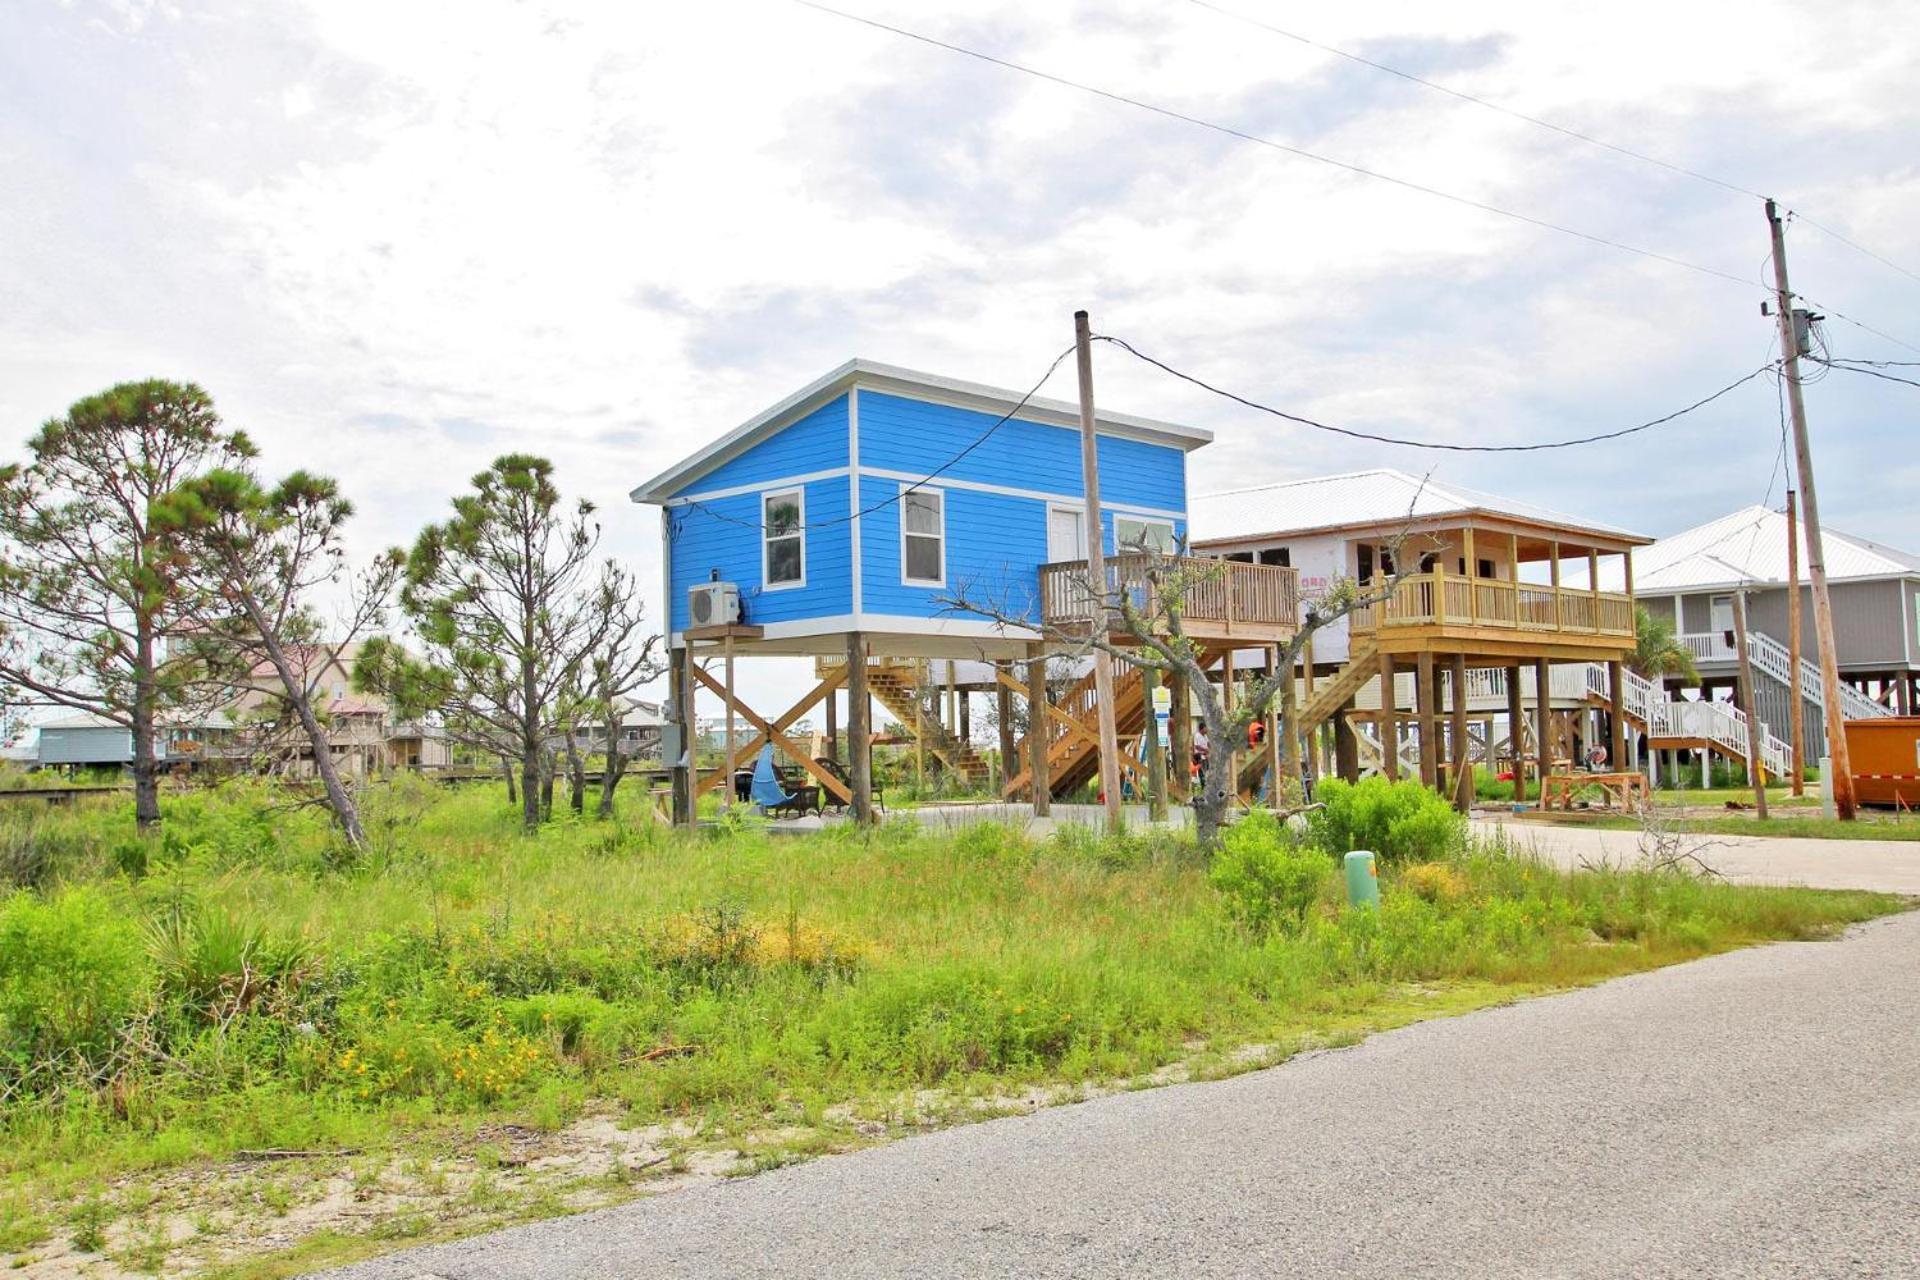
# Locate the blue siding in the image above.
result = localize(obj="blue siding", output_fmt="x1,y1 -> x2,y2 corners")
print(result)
860,477 -> 1046,623
858,393 -> 1187,512
678,395 -> 849,497
668,475 -> 853,632
660,384 -> 1193,634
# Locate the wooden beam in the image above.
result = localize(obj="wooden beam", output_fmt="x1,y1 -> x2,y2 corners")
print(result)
1378,650 -> 1398,781
995,668 -> 1016,796
847,634 -> 873,823
1463,526 -> 1477,622
690,665 -> 850,803
1450,653 -> 1471,813
1027,647 -> 1050,816
1416,650 -> 1438,789
1506,663 -> 1526,804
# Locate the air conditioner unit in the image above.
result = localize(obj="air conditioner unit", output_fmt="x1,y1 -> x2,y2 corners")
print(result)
688,581 -> 740,627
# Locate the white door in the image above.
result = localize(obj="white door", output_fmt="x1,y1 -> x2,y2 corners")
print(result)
1048,507 -> 1086,562
1709,595 -> 1734,634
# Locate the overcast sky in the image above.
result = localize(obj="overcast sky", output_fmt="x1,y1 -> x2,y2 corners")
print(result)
3,0 -> 1916,709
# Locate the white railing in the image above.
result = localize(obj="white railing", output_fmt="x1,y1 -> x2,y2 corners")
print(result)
1680,629 -> 1893,721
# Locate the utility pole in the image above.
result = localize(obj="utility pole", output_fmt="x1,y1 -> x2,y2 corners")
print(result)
1732,588 -> 1769,820
1766,199 -> 1855,819
1786,489 -> 1805,795
1074,309 -> 1124,834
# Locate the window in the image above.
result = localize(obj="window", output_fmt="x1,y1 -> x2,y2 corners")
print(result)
901,487 -> 944,585
1115,516 -> 1175,555
762,489 -> 805,588
1258,547 -> 1290,567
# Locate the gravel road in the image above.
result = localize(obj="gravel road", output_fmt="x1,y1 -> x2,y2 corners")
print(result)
320,909 -> 1920,1280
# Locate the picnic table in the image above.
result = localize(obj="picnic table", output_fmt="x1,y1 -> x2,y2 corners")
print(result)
1539,771 -> 1649,813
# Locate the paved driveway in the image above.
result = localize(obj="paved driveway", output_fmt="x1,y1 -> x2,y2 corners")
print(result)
1474,815 -> 1920,894
320,910 -> 1920,1280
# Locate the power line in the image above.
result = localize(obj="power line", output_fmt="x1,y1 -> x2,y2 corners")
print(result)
1810,358 -> 1920,392
788,0 -> 1759,291
1828,356 -> 1920,368
1794,215 -> 1920,288
671,345 -> 1076,535
1795,297 -> 1920,356
1185,0 -> 1920,288
1184,0 -> 1764,200
1095,333 -> 1776,453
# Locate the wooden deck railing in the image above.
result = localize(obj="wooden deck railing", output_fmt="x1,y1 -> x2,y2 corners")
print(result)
1038,555 -> 1299,635
1349,571 -> 1633,637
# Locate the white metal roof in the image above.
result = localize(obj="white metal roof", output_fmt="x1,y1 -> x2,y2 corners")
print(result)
1569,504 -> 1920,592
1189,468 -> 1645,545
629,358 -> 1213,504
38,712 -> 122,731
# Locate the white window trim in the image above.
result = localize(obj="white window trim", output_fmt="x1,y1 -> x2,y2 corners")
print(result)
762,486 -> 806,591
899,484 -> 946,588
1114,514 -> 1175,557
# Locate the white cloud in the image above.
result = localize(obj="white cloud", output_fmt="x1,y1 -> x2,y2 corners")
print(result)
4,0 -> 1918,714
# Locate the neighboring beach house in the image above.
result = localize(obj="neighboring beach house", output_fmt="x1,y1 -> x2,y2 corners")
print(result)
1571,504 -> 1911,756
632,358 -> 1299,813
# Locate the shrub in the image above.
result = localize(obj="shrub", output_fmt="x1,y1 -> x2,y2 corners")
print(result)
0,887 -> 151,1068
145,908 -> 312,1022
1307,777 -> 1465,864
1398,861 -> 1468,904
1209,809 -> 1333,934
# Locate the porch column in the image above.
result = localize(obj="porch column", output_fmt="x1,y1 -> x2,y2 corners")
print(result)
1333,701 -> 1359,783
1608,659 -> 1628,771
670,641 -> 693,828
995,668 -> 1015,794
1269,645 -> 1287,802
1589,548 -> 1601,632
1506,663 -> 1526,803
1463,527 -> 1478,621
845,632 -> 874,825
1223,650 -> 1239,794
1899,675 -> 1913,716
1026,646 -> 1051,817
1416,651 -> 1439,790
1550,541 -> 1562,630
825,682 -> 839,764
1534,658 -> 1552,789
1450,654 -> 1472,813
1170,668 -> 1193,803
1378,650 -> 1399,782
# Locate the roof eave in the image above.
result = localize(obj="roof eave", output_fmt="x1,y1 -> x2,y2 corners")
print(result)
630,358 -> 1213,505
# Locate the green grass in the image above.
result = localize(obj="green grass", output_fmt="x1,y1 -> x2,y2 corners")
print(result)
0,776 -> 1904,1274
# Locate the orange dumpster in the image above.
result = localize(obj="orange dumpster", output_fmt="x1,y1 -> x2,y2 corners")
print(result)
1842,717 -> 1920,807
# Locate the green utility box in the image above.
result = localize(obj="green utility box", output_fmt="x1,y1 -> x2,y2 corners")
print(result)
1344,850 -> 1380,910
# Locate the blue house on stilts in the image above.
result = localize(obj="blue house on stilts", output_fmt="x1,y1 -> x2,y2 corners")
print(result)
631,359 -> 1298,822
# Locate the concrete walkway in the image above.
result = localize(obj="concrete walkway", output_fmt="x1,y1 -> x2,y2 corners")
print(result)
320,912 -> 1920,1279
1475,815 -> 1920,894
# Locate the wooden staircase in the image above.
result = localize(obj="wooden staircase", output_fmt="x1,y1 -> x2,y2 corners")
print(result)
1297,636 -> 1382,734
1001,662 -> 1150,800
866,663 -> 994,785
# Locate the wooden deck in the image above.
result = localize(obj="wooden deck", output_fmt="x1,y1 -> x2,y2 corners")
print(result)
1038,555 -> 1299,643
1351,571 -> 1634,658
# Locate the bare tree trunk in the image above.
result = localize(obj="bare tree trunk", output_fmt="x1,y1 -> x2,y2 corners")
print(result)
131,624 -> 161,832
247,601 -> 367,848
598,700 -> 626,819
1192,702 -> 1236,848
501,753 -> 517,805
565,730 -> 585,814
